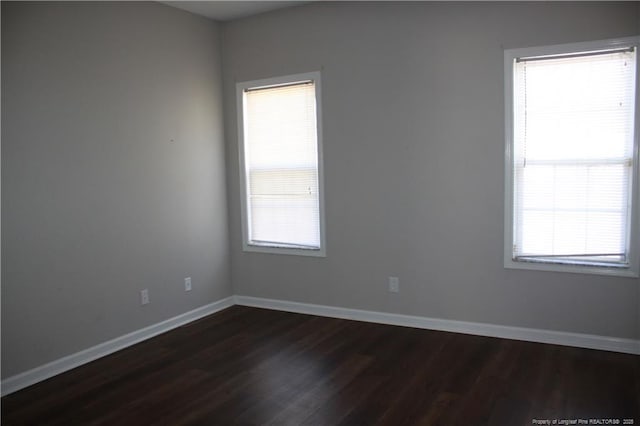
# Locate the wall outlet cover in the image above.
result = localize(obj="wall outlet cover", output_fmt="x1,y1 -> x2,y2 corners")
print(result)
388,277 -> 399,293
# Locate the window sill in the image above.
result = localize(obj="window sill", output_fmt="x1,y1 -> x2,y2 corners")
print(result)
504,258 -> 638,278
242,243 -> 326,258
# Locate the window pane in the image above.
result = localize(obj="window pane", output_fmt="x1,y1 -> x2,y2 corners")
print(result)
248,168 -> 320,247
518,52 -> 634,162
243,80 -> 321,250
513,48 -> 635,265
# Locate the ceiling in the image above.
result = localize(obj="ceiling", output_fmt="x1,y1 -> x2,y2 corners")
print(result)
162,1 -> 310,22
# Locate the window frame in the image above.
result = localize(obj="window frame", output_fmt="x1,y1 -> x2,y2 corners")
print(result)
504,37 -> 640,277
236,71 -> 326,257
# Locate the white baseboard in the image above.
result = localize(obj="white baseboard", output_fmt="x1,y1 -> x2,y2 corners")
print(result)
233,295 -> 640,355
1,296 -> 235,396
3,294 -> 637,397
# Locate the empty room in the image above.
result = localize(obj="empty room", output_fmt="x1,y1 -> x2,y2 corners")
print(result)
1,1 -> 639,424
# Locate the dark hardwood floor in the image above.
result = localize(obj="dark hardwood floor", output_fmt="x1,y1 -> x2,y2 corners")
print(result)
2,306 -> 639,425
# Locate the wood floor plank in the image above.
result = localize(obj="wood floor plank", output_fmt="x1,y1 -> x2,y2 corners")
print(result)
2,305 -> 638,425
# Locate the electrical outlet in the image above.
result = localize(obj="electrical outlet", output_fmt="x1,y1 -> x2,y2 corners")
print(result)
140,289 -> 150,305
184,277 -> 192,292
388,277 -> 400,293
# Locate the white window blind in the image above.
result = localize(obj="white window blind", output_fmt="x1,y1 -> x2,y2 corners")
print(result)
242,79 -> 321,250
512,47 -> 636,266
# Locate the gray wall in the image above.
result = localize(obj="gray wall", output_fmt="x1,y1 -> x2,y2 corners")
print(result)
222,2 -> 640,339
2,0 -> 639,382
1,2 -> 230,378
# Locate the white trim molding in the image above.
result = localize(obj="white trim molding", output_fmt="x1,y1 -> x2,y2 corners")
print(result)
234,295 -> 640,355
236,71 -> 327,258
1,297 -> 235,396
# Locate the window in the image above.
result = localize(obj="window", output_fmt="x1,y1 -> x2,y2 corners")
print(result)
504,37 -> 639,277
236,72 -> 325,256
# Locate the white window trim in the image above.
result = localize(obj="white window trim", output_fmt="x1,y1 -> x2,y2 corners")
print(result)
503,36 -> 640,278
236,71 -> 327,257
